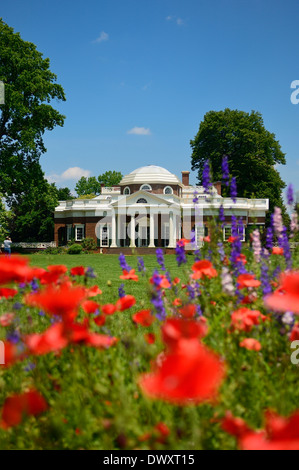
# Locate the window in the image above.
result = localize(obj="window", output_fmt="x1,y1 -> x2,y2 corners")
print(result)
75,224 -> 84,241
223,226 -> 231,241
164,186 -> 173,195
194,225 -> 204,248
124,187 -> 130,195
223,225 -> 245,242
140,184 -> 152,191
100,226 -> 109,247
137,198 -> 147,204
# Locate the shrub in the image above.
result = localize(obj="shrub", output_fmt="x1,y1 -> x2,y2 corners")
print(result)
81,237 -> 97,251
67,243 -> 83,254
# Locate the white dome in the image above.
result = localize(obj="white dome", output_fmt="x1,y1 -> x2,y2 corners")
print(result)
120,165 -> 182,186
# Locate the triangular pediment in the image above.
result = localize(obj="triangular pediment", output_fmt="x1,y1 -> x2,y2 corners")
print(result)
111,190 -> 178,207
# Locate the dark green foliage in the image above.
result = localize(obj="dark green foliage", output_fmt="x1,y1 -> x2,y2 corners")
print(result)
75,171 -> 123,197
0,18 -> 66,198
67,244 -> 83,254
190,109 -> 287,221
0,19 -> 66,241
81,237 -> 97,251
97,171 -> 123,187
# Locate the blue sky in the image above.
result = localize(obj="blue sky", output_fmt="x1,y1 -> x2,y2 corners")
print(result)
2,0 -> 299,197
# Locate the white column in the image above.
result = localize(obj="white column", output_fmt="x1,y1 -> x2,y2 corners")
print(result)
168,211 -> 175,248
116,213 -> 121,247
173,213 -> 177,247
148,211 -> 155,247
129,214 -> 136,248
110,212 -> 117,248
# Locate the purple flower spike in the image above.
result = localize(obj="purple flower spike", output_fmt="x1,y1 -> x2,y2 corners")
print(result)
230,176 -> 237,203
202,160 -> 212,194
287,184 -> 294,206
221,155 -> 230,186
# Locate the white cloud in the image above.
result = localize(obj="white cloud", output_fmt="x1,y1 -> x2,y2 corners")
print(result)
127,127 -> 151,135
166,15 -> 184,26
94,31 -> 109,43
46,167 -> 91,183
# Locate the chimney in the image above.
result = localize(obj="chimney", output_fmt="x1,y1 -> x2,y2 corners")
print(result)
213,181 -> 221,196
181,171 -> 190,186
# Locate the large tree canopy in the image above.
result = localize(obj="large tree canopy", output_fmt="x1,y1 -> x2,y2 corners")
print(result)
0,19 -> 66,241
75,171 -> 123,197
190,108 -> 287,217
0,18 -> 65,197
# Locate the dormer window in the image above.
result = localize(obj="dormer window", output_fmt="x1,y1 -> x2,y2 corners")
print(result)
137,198 -> 147,204
164,186 -> 173,195
140,184 -> 152,191
124,187 -> 130,195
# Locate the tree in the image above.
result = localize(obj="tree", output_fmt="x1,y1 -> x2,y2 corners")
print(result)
53,185 -> 74,201
0,19 -> 66,241
98,171 -> 123,187
75,176 -> 101,197
0,19 -> 66,197
7,165 -> 58,242
190,109 -> 287,219
75,172 -> 123,197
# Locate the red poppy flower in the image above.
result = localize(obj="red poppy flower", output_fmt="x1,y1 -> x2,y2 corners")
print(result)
47,265 -> 68,276
272,247 -> 284,255
119,269 -> 139,281
25,283 -> 87,319
145,333 -> 155,344
94,315 -> 106,327
116,295 -> 136,311
0,256 -> 34,285
25,322 -> 69,355
139,338 -> 225,405
87,285 -> 102,297
239,338 -> 262,351
0,288 -> 18,299
227,236 -> 237,243
1,341 -> 24,367
173,277 -> 181,285
221,411 -> 252,438
231,308 -> 267,332
83,333 -> 118,349
178,304 -> 197,318
133,309 -> 154,327
177,238 -> 191,247
236,254 -> 247,265
0,389 -> 48,428
203,235 -> 211,242
223,410 -> 299,450
237,274 -> 261,289
101,304 -> 117,316
149,274 -> 171,290
81,300 -> 99,314
70,266 -> 86,276
290,323 -> 299,341
191,260 -> 218,279
161,318 -> 208,350
264,271 -> 299,314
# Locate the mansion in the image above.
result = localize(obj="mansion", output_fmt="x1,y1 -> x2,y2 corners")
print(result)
54,165 -> 269,252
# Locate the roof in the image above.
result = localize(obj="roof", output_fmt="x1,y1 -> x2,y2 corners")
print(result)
119,165 -> 182,186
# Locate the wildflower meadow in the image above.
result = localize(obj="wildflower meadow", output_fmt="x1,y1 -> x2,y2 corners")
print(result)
1,161 -> 299,450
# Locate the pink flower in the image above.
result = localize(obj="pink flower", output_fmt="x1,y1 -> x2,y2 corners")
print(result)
0,313 -> 15,327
